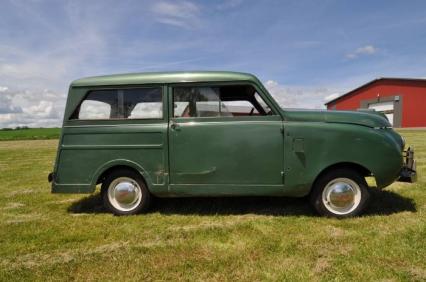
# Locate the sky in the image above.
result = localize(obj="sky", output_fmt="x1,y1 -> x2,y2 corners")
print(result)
0,0 -> 426,128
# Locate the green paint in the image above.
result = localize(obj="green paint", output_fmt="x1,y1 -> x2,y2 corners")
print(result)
51,71 -> 406,197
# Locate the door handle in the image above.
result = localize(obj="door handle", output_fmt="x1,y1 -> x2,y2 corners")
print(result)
170,121 -> 181,131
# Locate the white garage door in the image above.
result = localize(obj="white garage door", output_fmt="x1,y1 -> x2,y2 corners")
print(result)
368,101 -> 394,125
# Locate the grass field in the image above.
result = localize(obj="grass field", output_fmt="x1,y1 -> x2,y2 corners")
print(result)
0,128 -> 60,141
0,131 -> 425,281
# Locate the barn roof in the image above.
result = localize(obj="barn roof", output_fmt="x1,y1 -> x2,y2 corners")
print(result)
324,77 -> 426,105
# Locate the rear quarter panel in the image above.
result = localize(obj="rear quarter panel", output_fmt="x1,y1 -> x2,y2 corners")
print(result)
54,124 -> 168,193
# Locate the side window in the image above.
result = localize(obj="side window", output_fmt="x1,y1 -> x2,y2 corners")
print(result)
173,87 -> 220,118
79,100 -> 112,119
220,100 -> 259,116
72,87 -> 162,120
123,88 -> 162,119
173,85 -> 274,118
77,90 -> 118,119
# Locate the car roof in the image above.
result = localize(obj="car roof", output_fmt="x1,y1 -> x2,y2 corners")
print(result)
71,71 -> 259,87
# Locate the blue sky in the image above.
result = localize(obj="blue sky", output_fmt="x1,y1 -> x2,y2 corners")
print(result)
1,0 -> 426,127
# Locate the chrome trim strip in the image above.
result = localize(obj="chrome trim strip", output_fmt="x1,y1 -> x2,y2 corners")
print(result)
61,144 -> 163,150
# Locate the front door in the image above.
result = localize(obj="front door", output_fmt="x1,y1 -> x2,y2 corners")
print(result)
168,83 -> 284,195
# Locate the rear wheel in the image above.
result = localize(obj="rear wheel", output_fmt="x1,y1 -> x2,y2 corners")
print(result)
101,169 -> 151,215
310,168 -> 370,218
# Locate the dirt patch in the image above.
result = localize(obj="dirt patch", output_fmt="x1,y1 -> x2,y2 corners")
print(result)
313,257 -> 330,274
328,226 -> 346,237
7,189 -> 35,197
407,265 -> 426,281
0,240 -> 180,270
168,215 -> 271,232
5,213 -> 43,224
70,213 -> 90,217
1,202 -> 25,210
168,221 -> 238,231
48,198 -> 77,204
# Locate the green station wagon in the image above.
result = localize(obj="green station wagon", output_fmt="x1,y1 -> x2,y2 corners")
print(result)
49,71 -> 416,218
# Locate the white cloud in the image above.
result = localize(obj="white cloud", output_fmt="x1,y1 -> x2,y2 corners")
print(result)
151,1 -> 201,29
264,80 -> 340,109
346,45 -> 378,59
0,87 -> 65,128
0,93 -> 22,114
0,86 -> 8,92
324,93 -> 340,102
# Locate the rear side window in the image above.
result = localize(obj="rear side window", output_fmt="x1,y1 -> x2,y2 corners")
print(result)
72,88 -> 162,120
78,90 -> 117,119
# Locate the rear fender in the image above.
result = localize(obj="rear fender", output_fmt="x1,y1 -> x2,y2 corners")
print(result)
90,159 -> 153,192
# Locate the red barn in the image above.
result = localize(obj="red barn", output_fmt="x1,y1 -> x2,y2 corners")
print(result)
325,78 -> 426,128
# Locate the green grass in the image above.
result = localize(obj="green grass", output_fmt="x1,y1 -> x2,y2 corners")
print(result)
0,128 -> 60,141
0,132 -> 425,281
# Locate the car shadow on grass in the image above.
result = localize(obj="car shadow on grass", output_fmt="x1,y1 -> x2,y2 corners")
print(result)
67,187 -> 416,216
363,188 -> 417,216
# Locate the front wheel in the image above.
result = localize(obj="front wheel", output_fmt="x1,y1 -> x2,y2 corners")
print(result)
310,169 -> 370,218
101,169 -> 151,215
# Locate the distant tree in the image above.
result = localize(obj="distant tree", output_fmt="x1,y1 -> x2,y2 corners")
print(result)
14,126 -> 30,130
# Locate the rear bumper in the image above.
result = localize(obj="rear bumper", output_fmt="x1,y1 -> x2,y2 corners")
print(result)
398,147 -> 417,183
48,172 -> 54,183
51,183 -> 93,193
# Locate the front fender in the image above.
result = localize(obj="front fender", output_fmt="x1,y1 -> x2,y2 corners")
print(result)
283,122 -> 403,196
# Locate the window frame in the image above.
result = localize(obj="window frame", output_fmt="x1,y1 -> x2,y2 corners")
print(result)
68,85 -> 166,123
170,82 -> 281,121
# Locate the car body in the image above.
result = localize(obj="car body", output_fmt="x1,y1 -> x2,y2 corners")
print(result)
49,71 -> 416,217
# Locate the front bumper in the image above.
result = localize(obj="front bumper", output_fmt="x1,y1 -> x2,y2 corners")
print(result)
398,147 -> 417,183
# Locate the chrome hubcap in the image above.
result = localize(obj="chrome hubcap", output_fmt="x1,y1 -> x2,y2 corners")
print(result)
108,177 -> 142,212
322,178 -> 361,215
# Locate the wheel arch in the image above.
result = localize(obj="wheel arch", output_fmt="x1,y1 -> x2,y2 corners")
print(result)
310,162 -> 372,195
90,159 -> 153,193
